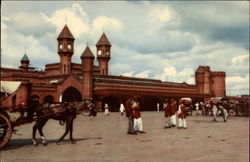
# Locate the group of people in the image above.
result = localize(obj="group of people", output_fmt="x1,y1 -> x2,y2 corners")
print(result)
97,97 -> 230,136
163,98 -> 187,129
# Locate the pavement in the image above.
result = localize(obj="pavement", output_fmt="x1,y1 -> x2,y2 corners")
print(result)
0,112 -> 249,162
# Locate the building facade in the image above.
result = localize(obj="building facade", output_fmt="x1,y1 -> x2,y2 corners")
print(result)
0,25 -> 226,111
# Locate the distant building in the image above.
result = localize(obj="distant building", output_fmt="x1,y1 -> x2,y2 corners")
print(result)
0,25 -> 226,111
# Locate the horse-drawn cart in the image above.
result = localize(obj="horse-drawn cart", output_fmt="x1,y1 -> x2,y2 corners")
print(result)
0,81 -> 24,148
1,81 -> 96,149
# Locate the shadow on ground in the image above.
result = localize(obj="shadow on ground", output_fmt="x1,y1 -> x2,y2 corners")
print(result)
193,119 -> 226,123
1,137 -> 103,151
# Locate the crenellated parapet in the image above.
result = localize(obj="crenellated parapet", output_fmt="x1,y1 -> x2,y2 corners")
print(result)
210,71 -> 226,77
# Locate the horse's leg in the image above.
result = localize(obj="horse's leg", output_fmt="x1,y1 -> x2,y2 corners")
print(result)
57,119 -> 70,144
32,121 -> 39,146
38,119 -> 49,145
69,118 -> 75,144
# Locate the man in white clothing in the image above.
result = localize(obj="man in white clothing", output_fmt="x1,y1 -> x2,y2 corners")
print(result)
104,103 -> 109,115
119,103 -> 125,116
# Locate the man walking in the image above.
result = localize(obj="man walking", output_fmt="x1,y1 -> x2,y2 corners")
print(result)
119,103 -> 125,116
125,98 -> 136,135
170,99 -> 177,127
132,98 -> 145,133
178,102 -> 187,129
104,103 -> 110,116
163,99 -> 171,128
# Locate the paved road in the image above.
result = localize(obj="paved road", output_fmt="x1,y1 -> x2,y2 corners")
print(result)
0,112 -> 249,162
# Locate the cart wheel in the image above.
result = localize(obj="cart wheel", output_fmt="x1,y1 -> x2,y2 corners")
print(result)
0,114 -> 13,148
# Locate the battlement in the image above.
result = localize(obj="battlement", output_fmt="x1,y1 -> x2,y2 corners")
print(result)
196,66 -> 210,73
211,71 -> 226,77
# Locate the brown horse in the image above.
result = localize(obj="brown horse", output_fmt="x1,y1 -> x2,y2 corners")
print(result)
32,100 -> 96,146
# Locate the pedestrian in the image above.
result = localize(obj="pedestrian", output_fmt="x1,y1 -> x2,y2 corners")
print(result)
125,98 -> 136,135
200,101 -> 205,115
177,102 -> 187,129
170,99 -> 177,127
157,103 -> 160,112
104,103 -> 109,116
120,103 -> 125,116
163,99 -> 171,128
195,102 -> 199,115
218,103 -> 228,122
211,103 -> 218,121
132,97 -> 145,133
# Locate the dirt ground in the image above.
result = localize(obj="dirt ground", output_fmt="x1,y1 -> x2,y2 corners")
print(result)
0,112 -> 249,162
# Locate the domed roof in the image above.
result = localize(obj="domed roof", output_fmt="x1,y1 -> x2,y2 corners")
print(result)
21,54 -> 30,62
96,33 -> 111,46
57,25 -> 75,40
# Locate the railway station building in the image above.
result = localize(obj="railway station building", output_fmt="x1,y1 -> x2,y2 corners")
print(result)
0,25 -> 226,111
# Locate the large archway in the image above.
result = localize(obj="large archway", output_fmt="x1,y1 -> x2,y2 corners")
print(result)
62,87 -> 82,102
102,95 -> 121,112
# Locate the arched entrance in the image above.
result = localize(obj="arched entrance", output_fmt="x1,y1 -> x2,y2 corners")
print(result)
140,96 -> 160,111
102,95 -> 120,112
62,87 -> 82,102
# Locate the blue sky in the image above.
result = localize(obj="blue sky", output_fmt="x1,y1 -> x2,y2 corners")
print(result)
1,1 -> 249,96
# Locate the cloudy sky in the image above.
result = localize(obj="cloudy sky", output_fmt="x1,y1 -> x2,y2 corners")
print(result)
1,1 -> 249,96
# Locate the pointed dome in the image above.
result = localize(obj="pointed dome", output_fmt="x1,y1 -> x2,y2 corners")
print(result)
57,25 -> 75,40
81,46 -> 94,58
96,33 -> 111,46
21,54 -> 30,62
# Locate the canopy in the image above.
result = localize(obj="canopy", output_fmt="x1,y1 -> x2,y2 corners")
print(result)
0,81 -> 21,94
179,98 -> 192,104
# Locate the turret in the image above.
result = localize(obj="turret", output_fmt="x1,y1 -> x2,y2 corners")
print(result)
19,54 -> 30,71
195,66 -> 211,94
96,33 -> 111,75
81,46 -> 94,99
57,25 -> 75,74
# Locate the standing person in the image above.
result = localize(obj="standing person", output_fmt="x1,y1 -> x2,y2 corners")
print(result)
211,103 -> 218,121
119,103 -> 125,116
132,97 -> 145,133
125,98 -> 136,135
163,99 -> 171,128
218,103 -> 228,122
170,99 -> 178,127
195,102 -> 199,115
178,102 -> 187,129
104,103 -> 110,116
157,103 -> 160,112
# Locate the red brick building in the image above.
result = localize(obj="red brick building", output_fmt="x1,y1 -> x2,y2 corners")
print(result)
0,25 -> 226,111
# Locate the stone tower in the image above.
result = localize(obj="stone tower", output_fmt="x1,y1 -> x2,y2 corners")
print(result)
57,25 -> 75,74
210,72 -> 226,97
195,66 -> 211,94
81,46 -> 94,99
96,33 -> 111,75
195,66 -> 226,97
19,54 -> 30,71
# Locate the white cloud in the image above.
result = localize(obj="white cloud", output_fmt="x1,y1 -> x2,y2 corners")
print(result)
226,74 -> 249,96
153,66 -> 194,84
44,3 -> 90,38
135,70 -> 150,78
92,16 -> 124,34
122,71 -> 134,77
148,5 -> 176,23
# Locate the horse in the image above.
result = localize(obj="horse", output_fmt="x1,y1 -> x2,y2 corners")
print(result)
32,100 -> 96,146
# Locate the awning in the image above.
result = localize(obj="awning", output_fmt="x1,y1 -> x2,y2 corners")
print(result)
0,81 -> 21,94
